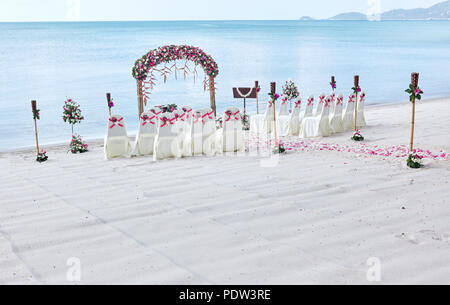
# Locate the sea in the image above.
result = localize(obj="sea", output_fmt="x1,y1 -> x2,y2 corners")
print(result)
0,20 -> 449,151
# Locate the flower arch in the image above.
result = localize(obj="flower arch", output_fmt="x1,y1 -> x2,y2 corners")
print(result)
132,45 -> 219,116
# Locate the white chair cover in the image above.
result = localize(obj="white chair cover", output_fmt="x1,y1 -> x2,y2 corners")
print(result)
329,91 -> 336,114
329,94 -> 345,133
104,115 -> 132,159
201,108 -> 216,156
357,92 -> 367,128
299,96 -> 333,138
285,97 -> 302,136
250,100 -> 274,134
181,106 -> 193,157
191,110 -> 205,156
133,111 -> 158,156
314,93 -> 326,116
153,112 -> 183,160
279,98 -> 289,116
343,93 -> 356,130
216,107 -> 245,153
300,96 -> 315,122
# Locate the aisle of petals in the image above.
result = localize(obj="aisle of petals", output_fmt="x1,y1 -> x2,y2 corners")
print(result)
249,136 -> 449,161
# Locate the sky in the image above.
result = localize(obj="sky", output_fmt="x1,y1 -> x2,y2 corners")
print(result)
0,0 -> 445,22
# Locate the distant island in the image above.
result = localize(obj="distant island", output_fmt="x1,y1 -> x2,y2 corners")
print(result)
300,0 -> 450,20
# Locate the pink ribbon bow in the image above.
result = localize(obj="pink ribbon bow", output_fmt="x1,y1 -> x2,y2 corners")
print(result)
319,96 -> 326,103
160,117 -> 174,128
225,110 -> 240,122
307,98 -> 314,106
294,100 -> 302,108
141,115 -> 157,126
109,117 -> 124,129
337,97 -> 344,105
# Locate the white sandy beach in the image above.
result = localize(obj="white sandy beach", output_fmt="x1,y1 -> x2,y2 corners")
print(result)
1,97 -> 450,285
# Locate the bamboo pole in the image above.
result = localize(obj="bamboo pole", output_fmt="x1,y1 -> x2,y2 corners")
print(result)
31,100 -> 40,155
136,80 -> 145,117
410,97 -> 416,152
255,80 -> 259,114
106,93 -> 112,117
271,82 -> 277,142
353,75 -> 359,131
410,72 -> 420,152
209,76 -> 217,116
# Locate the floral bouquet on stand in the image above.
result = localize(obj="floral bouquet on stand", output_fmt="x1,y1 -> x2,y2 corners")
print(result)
157,104 -> 178,113
63,98 -> 87,154
36,150 -> 48,163
272,141 -> 286,154
351,129 -> 365,142
282,80 -> 300,111
216,117 -> 223,130
241,113 -> 250,131
70,134 -> 89,154
407,151 -> 423,169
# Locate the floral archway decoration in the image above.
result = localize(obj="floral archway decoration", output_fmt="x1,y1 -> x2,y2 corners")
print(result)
132,45 -> 219,115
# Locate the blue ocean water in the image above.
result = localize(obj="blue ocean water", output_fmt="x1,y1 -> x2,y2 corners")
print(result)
0,20 -> 449,151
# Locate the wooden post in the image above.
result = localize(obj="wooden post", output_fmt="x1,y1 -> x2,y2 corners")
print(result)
410,72 -> 420,152
106,93 -> 112,117
271,82 -> 277,142
136,80 -> 144,117
255,80 -> 259,114
354,75 -> 359,131
31,100 -> 40,155
209,76 -> 217,116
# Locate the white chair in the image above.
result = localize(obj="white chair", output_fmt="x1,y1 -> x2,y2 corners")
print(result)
343,93 -> 356,130
329,94 -> 345,133
201,108 -> 216,156
250,100 -> 274,134
285,97 -> 302,136
357,92 -> 367,128
133,111 -> 158,156
279,98 -> 289,116
329,91 -> 336,114
104,115 -> 132,159
216,107 -> 245,153
191,110 -> 205,156
299,96 -> 333,138
180,106 -> 193,157
314,93 -> 326,116
153,112 -> 183,160
300,95 -> 315,122
276,97 -> 291,137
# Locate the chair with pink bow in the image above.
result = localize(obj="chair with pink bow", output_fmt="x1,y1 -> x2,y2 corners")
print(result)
285,97 -> 303,136
133,111 -> 159,156
201,108 -> 217,156
279,97 -> 290,116
314,93 -> 327,116
104,115 -> 132,159
216,107 -> 245,153
329,92 -> 336,114
300,95 -> 315,122
299,96 -> 333,138
357,91 -> 367,128
250,99 -> 274,135
153,112 -> 183,161
342,93 -> 356,130
329,94 -> 345,133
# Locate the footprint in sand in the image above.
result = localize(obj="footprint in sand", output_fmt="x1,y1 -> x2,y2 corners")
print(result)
397,231 -> 449,245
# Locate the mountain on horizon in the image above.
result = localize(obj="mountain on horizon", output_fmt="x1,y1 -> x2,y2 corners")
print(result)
302,0 -> 450,20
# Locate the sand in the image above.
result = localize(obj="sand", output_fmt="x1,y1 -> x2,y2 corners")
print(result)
1,97 -> 449,285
